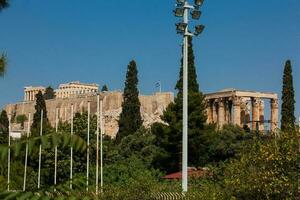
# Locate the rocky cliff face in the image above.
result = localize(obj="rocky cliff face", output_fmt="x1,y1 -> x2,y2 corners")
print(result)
4,91 -> 174,137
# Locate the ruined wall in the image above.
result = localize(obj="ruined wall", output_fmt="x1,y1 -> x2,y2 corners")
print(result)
4,91 -> 174,137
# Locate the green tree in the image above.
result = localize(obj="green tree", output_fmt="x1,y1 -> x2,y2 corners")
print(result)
43,86 -> 55,100
16,114 -> 27,129
116,60 -> 143,142
223,130 -> 299,199
0,0 -> 9,11
281,60 -> 296,131
31,91 -> 48,135
101,84 -> 109,92
0,54 -> 7,77
0,110 -> 9,144
151,37 -> 207,173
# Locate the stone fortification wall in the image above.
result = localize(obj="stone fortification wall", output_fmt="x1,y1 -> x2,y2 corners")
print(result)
4,91 -> 174,137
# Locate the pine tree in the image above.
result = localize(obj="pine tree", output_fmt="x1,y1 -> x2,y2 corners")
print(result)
152,37 -> 207,173
43,86 -> 55,100
31,91 -> 48,134
116,60 -> 143,142
281,60 -> 296,131
0,110 -> 9,144
101,85 -> 108,92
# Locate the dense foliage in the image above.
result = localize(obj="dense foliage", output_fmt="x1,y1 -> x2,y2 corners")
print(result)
44,86 -> 56,100
281,60 -> 296,131
0,110 -> 9,144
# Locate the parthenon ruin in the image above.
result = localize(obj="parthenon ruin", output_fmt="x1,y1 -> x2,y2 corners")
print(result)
24,81 -> 99,102
205,89 -> 279,132
24,86 -> 46,101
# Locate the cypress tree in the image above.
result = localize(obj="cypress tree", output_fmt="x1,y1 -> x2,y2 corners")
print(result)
101,85 -> 108,92
31,91 -> 48,134
175,36 -> 199,96
0,110 -> 9,144
152,37 -> 207,173
116,60 -> 143,142
281,60 -> 296,131
0,54 -> 7,77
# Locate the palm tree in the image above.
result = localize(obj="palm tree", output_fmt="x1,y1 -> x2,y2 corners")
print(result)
0,0 -> 9,11
0,0 -> 9,77
0,54 -> 6,77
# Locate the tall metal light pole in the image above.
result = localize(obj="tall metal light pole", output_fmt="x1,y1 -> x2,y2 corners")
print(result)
23,112 -> 31,191
174,0 -> 205,193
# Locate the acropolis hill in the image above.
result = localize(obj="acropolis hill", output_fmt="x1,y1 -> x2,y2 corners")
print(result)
5,81 -> 174,137
3,82 -> 279,137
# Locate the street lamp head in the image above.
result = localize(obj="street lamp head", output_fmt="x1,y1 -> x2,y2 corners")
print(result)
194,25 -> 205,36
191,10 -> 201,20
176,0 -> 186,5
194,0 -> 204,6
176,22 -> 187,34
174,7 -> 184,17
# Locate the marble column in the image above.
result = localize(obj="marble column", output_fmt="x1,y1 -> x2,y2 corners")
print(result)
252,97 -> 260,131
206,100 -> 213,124
259,100 -> 265,131
233,96 -> 241,126
270,99 -> 279,132
212,101 -> 218,123
218,98 -> 226,128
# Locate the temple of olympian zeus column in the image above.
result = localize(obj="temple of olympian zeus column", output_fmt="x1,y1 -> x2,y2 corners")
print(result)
205,89 -> 279,132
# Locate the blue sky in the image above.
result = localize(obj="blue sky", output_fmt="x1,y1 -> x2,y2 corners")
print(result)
0,0 -> 299,119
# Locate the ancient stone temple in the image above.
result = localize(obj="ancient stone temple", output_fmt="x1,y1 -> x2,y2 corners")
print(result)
24,86 -> 46,101
55,81 -> 99,99
205,89 -> 279,132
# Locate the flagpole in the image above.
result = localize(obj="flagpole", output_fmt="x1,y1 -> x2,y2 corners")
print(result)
23,113 -> 31,191
86,102 -> 90,191
38,109 -> 43,189
7,114 -> 11,191
54,108 -> 58,191
70,104 -> 74,189
100,97 -> 104,192
96,95 -> 100,195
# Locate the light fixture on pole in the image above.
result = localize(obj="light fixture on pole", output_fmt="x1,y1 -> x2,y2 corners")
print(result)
194,0 -> 204,6
174,8 -> 184,17
173,0 -> 205,193
194,25 -> 205,36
